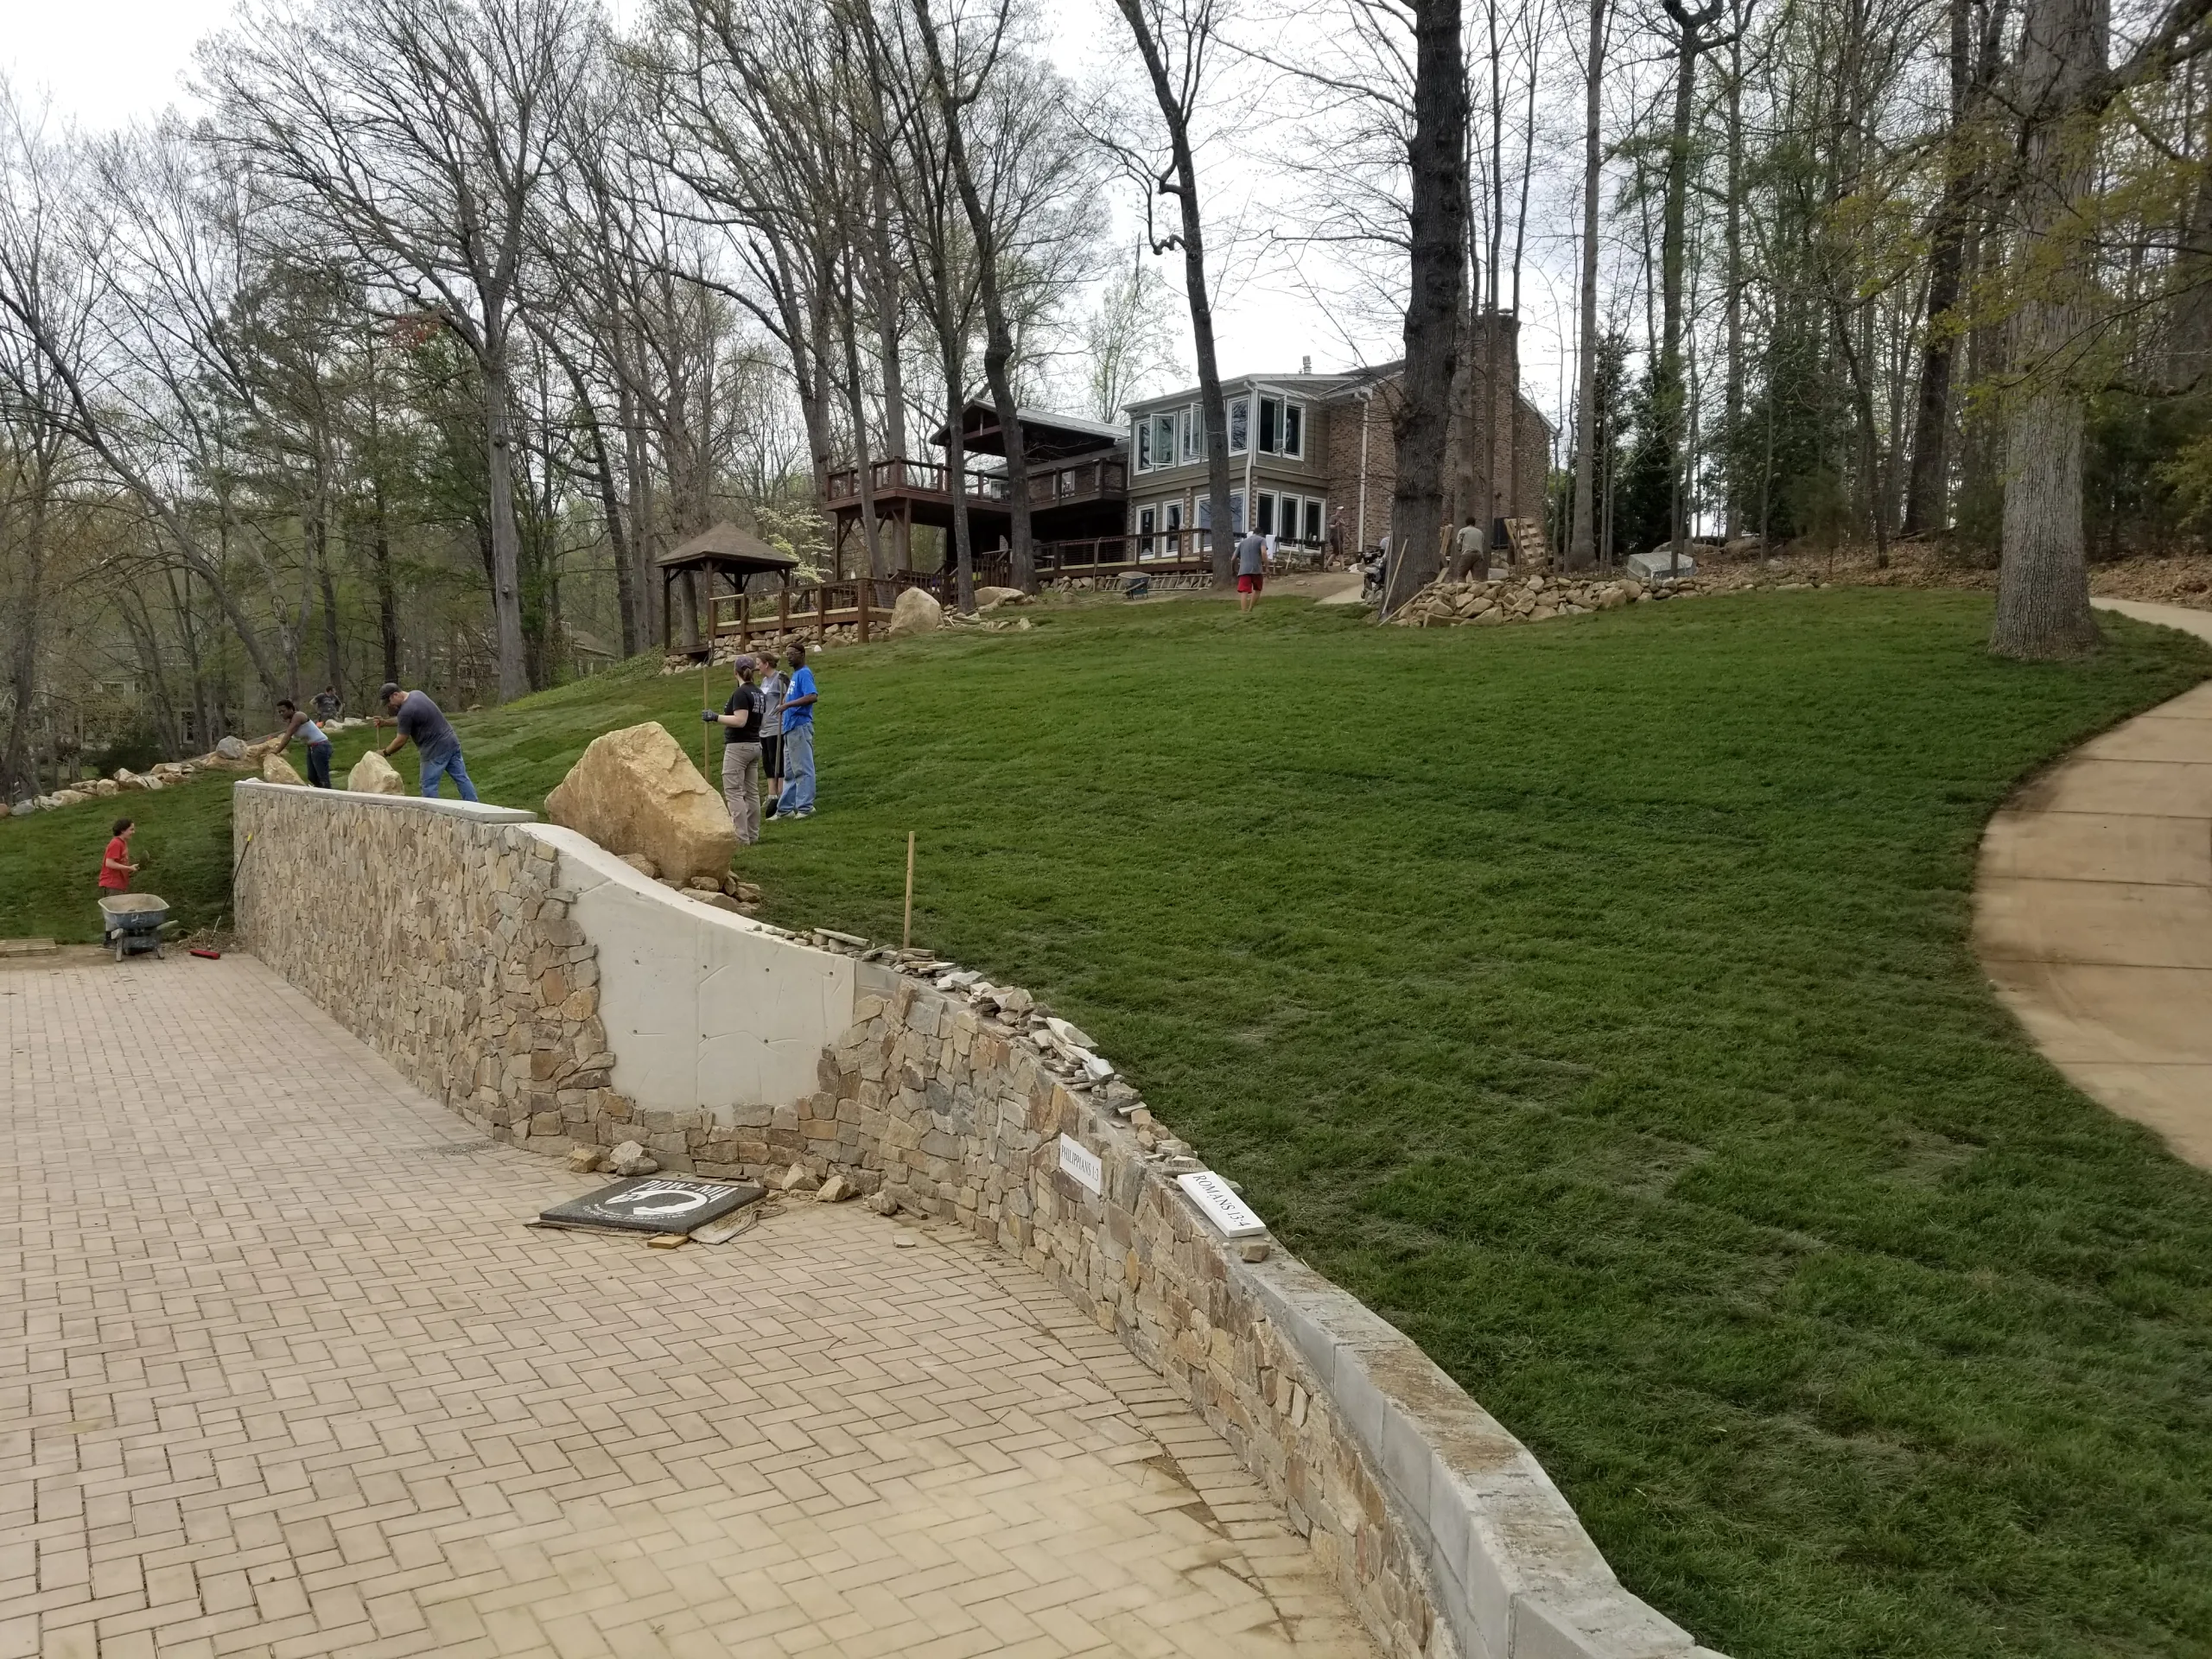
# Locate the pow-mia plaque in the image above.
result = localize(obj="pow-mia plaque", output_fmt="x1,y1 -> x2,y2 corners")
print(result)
539,1176 -> 764,1236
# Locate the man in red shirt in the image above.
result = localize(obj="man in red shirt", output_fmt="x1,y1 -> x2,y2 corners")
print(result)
99,818 -> 139,892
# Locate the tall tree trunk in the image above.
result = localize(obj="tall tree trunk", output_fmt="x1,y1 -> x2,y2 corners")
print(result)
868,163 -> 911,460
1,467 -> 46,798
838,263 -> 887,577
1991,0 -> 2107,658
1383,0 -> 1469,609
482,345 -> 529,701
318,518 -> 342,701
1659,0 -> 1723,575
939,327 -> 976,614
372,493 -> 400,688
1114,0 -> 1236,585
1723,7 -> 1745,540
1568,0 -> 1609,569
1904,0 -> 1975,535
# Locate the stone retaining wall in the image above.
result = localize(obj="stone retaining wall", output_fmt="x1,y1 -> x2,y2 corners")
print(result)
236,780 -> 1724,1659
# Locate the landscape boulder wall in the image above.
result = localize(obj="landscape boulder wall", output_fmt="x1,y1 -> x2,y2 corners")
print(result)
543,720 -> 737,882
346,749 -> 407,794
887,585 -> 943,636
233,779 -> 1726,1659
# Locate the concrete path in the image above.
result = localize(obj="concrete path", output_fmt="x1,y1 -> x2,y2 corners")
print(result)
0,953 -> 1376,1659
1976,597 -> 2212,1168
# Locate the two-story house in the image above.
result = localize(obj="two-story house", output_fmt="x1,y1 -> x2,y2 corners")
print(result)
1123,324 -> 1554,563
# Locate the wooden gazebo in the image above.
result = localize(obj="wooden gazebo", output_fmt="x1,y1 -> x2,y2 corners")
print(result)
656,524 -> 799,657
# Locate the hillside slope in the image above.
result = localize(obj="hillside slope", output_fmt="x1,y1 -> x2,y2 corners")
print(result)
6,592 -> 2212,1659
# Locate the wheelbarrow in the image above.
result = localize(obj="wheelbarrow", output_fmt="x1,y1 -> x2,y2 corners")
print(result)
99,893 -> 169,962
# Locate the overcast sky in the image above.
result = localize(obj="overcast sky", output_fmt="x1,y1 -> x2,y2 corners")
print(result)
3,0 -> 1574,434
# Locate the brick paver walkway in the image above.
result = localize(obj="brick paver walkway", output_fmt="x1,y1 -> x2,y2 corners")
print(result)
0,954 -> 1376,1659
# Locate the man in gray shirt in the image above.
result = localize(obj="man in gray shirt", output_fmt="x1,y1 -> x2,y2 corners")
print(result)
1235,529 -> 1267,614
377,682 -> 478,801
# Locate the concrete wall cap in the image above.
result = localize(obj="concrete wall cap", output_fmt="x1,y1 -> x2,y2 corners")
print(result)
232,778 -> 536,823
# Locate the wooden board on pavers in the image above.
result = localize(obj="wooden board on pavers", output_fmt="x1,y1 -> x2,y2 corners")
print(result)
539,1175 -> 763,1235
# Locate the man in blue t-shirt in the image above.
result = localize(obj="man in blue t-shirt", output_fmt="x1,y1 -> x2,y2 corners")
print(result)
774,643 -> 817,820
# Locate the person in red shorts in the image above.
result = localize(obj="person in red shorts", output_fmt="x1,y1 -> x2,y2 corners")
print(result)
99,818 -> 139,892
1235,526 -> 1267,613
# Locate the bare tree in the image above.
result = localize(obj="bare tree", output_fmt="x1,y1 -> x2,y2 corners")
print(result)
1109,0 -> 1237,583
910,0 -> 1039,592
206,0 -> 593,702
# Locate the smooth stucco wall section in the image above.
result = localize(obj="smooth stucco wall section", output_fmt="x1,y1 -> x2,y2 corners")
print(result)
532,825 -> 855,1116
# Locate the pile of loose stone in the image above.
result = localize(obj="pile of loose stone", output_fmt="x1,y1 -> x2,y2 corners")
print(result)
849,945 -> 1199,1168
1389,569 -> 1712,628
3,720 -> 374,819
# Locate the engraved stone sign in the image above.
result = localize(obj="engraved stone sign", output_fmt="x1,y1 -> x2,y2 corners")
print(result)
1176,1170 -> 1267,1238
1057,1134 -> 1103,1197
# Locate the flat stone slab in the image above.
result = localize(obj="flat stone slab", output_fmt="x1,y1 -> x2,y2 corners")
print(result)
539,1173 -> 762,1233
0,952 -> 1380,1659
0,938 -> 56,957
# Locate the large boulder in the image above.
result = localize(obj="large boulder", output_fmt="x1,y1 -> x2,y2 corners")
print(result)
887,586 -> 944,638
214,735 -> 247,760
544,721 -> 737,883
974,585 -> 1028,610
261,752 -> 305,786
346,750 -> 407,795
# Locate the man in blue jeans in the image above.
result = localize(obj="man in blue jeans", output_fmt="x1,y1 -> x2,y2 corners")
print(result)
376,682 -> 479,801
774,643 -> 817,819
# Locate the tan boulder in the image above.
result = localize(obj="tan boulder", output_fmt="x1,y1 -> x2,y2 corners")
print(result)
346,750 -> 407,795
261,752 -> 306,786
544,721 -> 737,883
887,586 -> 944,637
974,585 -> 1028,610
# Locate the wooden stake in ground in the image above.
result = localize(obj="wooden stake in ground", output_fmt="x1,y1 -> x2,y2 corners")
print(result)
905,831 -> 916,950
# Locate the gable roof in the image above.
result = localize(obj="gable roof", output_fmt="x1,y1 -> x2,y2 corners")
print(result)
656,522 -> 799,575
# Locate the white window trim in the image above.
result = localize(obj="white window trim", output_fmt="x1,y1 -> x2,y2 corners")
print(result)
1228,396 -> 1250,456
1282,399 -> 1306,461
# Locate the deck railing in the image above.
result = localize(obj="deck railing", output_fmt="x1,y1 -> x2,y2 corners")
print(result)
826,454 -> 1128,511
704,577 -> 909,647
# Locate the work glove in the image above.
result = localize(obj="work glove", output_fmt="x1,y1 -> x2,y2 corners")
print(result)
701,709 -> 718,723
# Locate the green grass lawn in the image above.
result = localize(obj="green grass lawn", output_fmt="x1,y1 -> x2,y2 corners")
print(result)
7,590 -> 2212,1658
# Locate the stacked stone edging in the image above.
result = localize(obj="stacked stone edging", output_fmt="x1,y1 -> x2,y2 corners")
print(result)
796,976 -> 1721,1659
234,780 -> 1724,1659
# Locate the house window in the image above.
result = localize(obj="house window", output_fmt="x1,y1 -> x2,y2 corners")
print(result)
1255,396 -> 1305,458
1137,504 -> 1157,557
1230,490 -> 1246,532
1255,492 -> 1276,536
1154,414 -> 1178,468
1303,498 -> 1324,542
1165,500 -> 1183,555
1135,419 -> 1153,471
1197,496 -> 1211,531
1179,405 -> 1201,462
1229,397 -> 1249,454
